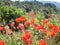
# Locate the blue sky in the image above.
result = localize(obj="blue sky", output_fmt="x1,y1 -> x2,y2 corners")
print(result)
12,0 -> 60,3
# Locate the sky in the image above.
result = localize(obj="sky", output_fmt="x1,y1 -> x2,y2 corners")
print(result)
12,0 -> 60,3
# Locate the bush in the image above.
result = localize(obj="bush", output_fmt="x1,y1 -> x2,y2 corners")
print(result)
0,6 -> 26,24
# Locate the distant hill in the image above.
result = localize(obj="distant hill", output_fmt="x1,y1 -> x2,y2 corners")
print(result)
40,1 -> 60,8
53,2 -> 60,8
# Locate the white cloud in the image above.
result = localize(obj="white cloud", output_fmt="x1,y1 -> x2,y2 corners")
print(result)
12,0 -> 24,1
12,0 -> 60,3
43,0 -> 60,2
55,0 -> 60,2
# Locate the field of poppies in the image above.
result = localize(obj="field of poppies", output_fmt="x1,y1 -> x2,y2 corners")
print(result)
0,11 -> 60,45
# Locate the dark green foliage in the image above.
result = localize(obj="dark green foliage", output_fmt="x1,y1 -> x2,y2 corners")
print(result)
13,1 -> 43,13
44,3 -> 57,13
0,6 -> 26,24
44,3 -> 56,8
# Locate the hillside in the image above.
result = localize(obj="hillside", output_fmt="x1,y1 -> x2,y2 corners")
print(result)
40,1 -> 60,8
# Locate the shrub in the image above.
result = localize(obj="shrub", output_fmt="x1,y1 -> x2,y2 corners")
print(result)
0,6 -> 26,24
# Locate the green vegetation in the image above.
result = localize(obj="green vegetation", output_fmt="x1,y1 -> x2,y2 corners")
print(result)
0,0 -> 60,45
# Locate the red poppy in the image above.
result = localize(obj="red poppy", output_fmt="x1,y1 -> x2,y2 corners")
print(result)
29,19 -> 35,24
25,21 -> 30,27
47,23 -> 53,28
25,32 -> 31,39
36,25 -> 45,31
17,24 -> 24,30
22,32 -> 31,41
39,39 -> 46,45
22,36 -> 28,41
51,26 -> 59,32
19,16 -> 26,21
15,18 -> 21,23
25,39 -> 32,45
0,26 -> 3,32
34,23 -> 39,27
0,40 -> 5,45
49,31 -> 56,37
10,22 -> 15,27
33,23 -> 39,29
15,16 -> 26,23
41,29 -> 47,34
39,25 -> 45,29
42,19 -> 49,25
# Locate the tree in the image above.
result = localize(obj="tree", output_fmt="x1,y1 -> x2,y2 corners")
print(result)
44,3 -> 56,8
44,3 -> 57,14
0,6 -> 26,24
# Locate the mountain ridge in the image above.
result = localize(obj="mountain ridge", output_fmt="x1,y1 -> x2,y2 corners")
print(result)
39,1 -> 60,8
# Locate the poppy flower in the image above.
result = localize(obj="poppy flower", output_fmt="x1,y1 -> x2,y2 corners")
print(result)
0,26 -> 3,32
17,24 -> 24,30
41,29 -> 47,34
15,16 -> 26,23
25,21 -> 30,27
22,32 -> 31,41
47,23 -> 53,28
0,40 -> 5,45
34,23 -> 39,27
39,25 -> 45,29
24,32 -> 31,40
42,19 -> 49,25
49,31 -> 56,37
10,22 -> 15,27
25,39 -> 32,45
22,36 -> 28,41
39,39 -> 46,45
36,25 -> 45,31
29,19 -> 35,24
51,26 -> 59,32
19,16 -> 26,21
33,23 -> 39,29
15,18 -> 21,23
